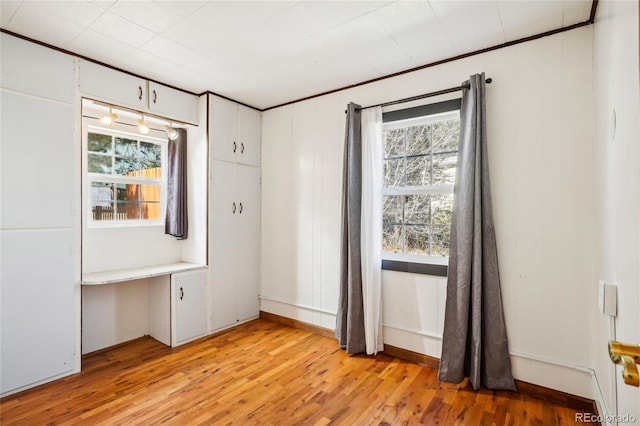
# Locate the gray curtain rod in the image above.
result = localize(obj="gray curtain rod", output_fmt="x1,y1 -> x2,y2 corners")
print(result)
347,77 -> 492,112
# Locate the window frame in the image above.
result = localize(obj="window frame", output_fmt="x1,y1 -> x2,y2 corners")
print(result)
82,118 -> 168,228
381,98 -> 462,276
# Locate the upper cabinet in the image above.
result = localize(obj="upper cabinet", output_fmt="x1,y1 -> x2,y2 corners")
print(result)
78,60 -> 198,124
210,95 -> 261,166
0,33 -> 75,104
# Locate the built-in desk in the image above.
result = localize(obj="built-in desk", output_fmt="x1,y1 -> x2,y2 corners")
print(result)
81,262 -> 208,352
81,261 -> 206,285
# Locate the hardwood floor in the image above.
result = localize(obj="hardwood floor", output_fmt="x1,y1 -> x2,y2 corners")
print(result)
1,319 -> 591,425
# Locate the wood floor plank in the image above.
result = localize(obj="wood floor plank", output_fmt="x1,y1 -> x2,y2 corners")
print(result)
1,319 -> 592,425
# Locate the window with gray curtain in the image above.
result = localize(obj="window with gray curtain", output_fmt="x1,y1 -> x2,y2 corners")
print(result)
381,99 -> 461,277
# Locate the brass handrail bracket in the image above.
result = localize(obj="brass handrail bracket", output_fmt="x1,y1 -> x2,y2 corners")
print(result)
609,340 -> 640,387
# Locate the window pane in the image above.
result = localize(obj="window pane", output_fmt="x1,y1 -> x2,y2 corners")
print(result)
431,225 -> 451,257
88,154 -> 112,174
432,153 -> 457,185
140,185 -> 161,203
405,194 -> 430,224
115,137 -> 138,157
405,156 -> 430,186
431,194 -> 453,225
91,182 -> 114,221
116,202 -> 140,220
140,142 -> 161,170
383,224 -> 403,253
406,125 -> 430,156
383,195 -> 403,224
384,129 -> 405,158
88,133 -> 112,153
142,202 -> 161,220
405,225 -> 429,255
431,120 -> 459,153
115,157 -> 140,175
383,158 -> 405,187
115,183 -> 140,202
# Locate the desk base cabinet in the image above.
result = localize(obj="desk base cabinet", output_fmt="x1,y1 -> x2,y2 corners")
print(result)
172,270 -> 207,346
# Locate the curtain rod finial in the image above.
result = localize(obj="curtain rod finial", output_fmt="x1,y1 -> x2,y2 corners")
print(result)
486,78 -> 493,84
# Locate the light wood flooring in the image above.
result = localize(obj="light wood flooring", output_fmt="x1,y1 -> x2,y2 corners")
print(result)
1,319 -> 591,425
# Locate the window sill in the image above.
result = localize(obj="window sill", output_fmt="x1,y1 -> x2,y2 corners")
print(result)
382,257 -> 448,277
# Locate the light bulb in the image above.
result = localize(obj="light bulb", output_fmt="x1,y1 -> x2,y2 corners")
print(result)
164,124 -> 179,140
100,108 -> 118,126
138,118 -> 150,135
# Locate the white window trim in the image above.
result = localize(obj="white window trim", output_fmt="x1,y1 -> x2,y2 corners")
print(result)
381,108 -> 460,264
83,118 -> 168,228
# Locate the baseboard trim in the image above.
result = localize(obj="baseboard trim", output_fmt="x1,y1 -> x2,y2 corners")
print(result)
259,311 -> 335,339
259,310 -> 598,416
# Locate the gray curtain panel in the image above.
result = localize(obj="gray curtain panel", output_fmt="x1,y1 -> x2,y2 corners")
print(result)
335,102 -> 366,355
165,128 -> 188,240
438,74 -> 516,391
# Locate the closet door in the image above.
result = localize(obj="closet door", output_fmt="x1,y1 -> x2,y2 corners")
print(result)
236,165 -> 261,321
210,96 -> 239,163
237,105 -> 261,167
210,160 -> 239,331
1,231 -> 75,394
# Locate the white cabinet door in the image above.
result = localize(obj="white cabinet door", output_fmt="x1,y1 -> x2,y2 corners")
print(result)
236,165 -> 261,321
210,160 -> 239,331
172,270 -> 207,346
210,96 -> 239,163
148,82 -> 198,124
79,60 -> 147,110
0,33 -> 75,103
1,230 -> 75,394
1,92 -> 75,229
237,105 -> 261,166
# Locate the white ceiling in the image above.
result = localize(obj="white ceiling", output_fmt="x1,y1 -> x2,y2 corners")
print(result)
1,1 -> 592,109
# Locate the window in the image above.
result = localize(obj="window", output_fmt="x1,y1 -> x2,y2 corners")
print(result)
84,119 -> 166,226
382,99 -> 461,272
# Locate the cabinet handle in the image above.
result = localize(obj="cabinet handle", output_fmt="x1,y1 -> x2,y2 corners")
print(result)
239,202 -> 243,214
179,286 -> 184,300
241,142 -> 245,154
138,85 -> 143,101
233,141 -> 237,153
232,202 -> 236,214
153,89 -> 158,104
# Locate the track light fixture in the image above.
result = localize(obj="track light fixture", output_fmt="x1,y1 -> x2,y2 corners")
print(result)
99,108 -> 118,126
137,117 -> 150,135
164,123 -> 179,140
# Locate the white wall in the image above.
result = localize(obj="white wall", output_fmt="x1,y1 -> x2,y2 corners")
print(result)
593,0 -> 640,419
261,27 -> 599,398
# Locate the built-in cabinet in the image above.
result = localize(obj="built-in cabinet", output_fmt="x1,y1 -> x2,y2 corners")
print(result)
0,33 -> 263,397
78,60 -> 199,124
0,33 -> 79,396
209,95 -> 261,331
171,270 -> 208,346
210,96 -> 261,166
